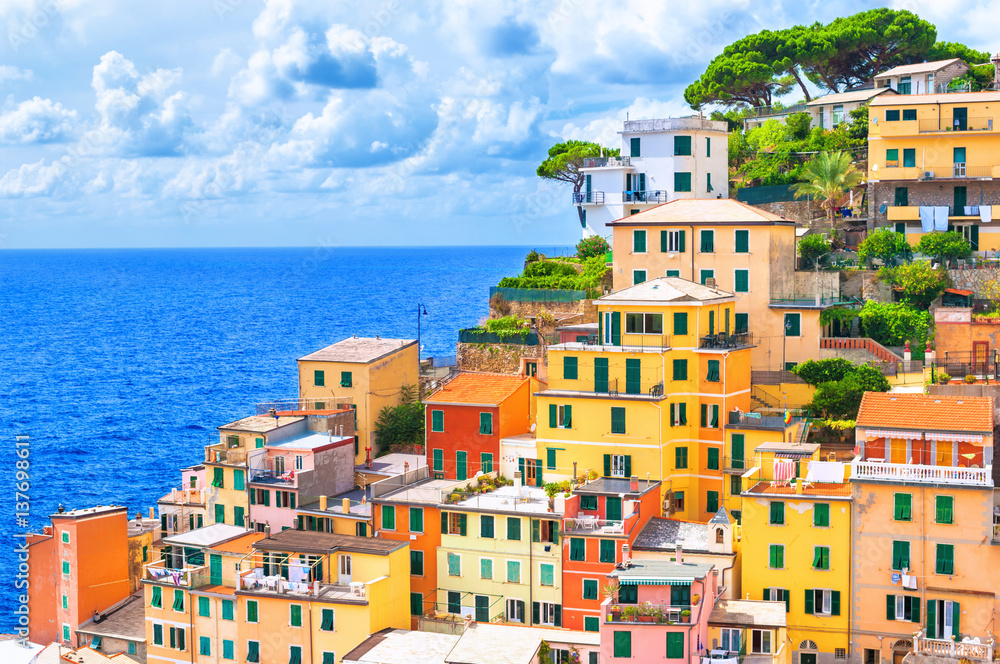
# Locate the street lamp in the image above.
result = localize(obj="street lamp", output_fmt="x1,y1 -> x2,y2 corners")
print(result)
417,303 -> 428,360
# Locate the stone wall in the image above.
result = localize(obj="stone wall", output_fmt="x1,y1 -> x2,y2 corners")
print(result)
947,267 -> 1000,298
493,297 -> 599,325
869,180 -> 1000,226
457,342 -> 544,375
754,199 -> 825,227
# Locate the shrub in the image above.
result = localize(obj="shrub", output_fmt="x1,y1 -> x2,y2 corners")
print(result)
525,249 -> 541,264
786,112 -> 812,140
797,234 -> 832,269
915,231 -> 972,264
807,363 -> 891,420
576,235 -> 610,260
879,262 -> 948,310
858,228 -> 912,266
938,372 -> 951,383
964,374 -> 977,384
792,358 -> 855,385
858,301 -> 933,348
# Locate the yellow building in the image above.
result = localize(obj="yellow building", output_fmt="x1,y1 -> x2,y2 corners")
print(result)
298,337 -> 419,464
707,599 -> 792,664
868,91 -> 1000,250
740,468 -> 853,664
607,199 -> 841,372
536,276 -> 752,521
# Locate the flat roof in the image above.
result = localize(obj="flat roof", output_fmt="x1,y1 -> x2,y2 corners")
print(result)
599,277 -> 734,304
76,594 -> 145,642
51,505 -> 128,520
423,372 -> 528,406
299,488 -> 373,518
299,337 -> 416,364
378,478 -> 465,504
709,599 -> 787,627
608,560 -> 715,582
574,477 -> 660,497
162,524 -> 251,548
357,453 -> 427,476
208,532 -> 265,554
856,392 -> 993,433
445,623 -> 599,664
754,441 -> 820,456
253,529 -> 407,556
218,415 -> 304,433
607,198 -> 791,226
633,517 -> 729,553
452,484 -> 554,515
745,481 -> 852,498
343,629 -> 458,664
268,431 -> 353,452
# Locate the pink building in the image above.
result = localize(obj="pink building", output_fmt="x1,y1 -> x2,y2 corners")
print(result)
601,559 -> 719,663
247,431 -> 356,532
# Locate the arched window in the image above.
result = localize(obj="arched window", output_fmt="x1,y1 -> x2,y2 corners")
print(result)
716,528 -> 725,543
799,640 -> 818,651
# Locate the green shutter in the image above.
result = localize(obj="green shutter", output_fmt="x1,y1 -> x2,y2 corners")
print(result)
633,230 -> 647,253
611,407 -> 626,434
700,230 -> 714,252
549,404 -> 557,428
564,356 -> 578,379
667,632 -> 685,659
707,448 -> 719,470
673,359 -> 687,380
481,515 -> 494,538
410,593 -> 423,616
535,457 -> 543,486
678,230 -> 686,253
913,598 -> 921,624
674,172 -> 692,192
706,137 -> 711,157
623,455 -> 631,477
927,600 -> 937,639
735,230 -> 749,253
594,357 -> 609,392
784,313 -> 800,337
614,631 -> 632,658
895,187 -> 909,207
382,505 -> 395,530
625,358 -> 641,394
953,601 -> 960,634
804,589 -> 814,615
894,493 -> 912,520
431,410 -> 444,432
478,412 -> 492,435
481,452 -> 493,474
706,491 -> 718,513
583,579 -> 598,599
661,230 -> 668,252
673,312 -> 688,336
432,448 -> 443,471
735,270 -> 749,292
630,137 -> 640,157
459,513 -> 467,536
611,311 -> 621,345
936,496 -> 953,524
707,360 -> 720,382
603,454 -> 611,477
831,591 -> 841,616
674,135 -> 691,156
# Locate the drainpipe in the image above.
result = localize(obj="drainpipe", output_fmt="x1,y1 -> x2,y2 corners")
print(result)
528,520 -> 533,626
689,225 -> 696,280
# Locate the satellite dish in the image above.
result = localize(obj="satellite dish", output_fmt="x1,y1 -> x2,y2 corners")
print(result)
530,423 -> 536,432
872,164 -> 879,172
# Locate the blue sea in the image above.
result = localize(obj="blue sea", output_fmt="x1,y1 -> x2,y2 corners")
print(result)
0,245 -> 562,633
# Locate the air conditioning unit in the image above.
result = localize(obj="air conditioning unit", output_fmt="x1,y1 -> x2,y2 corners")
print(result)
924,171 -> 935,179
621,543 -> 630,557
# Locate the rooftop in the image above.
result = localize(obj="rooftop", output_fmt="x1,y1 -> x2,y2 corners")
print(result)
869,91 -> 1000,106
423,372 -> 528,406
162,524 -> 251,549
607,198 -> 792,226
253,529 -> 407,556
299,337 -> 416,364
31,644 -> 137,664
574,478 -> 660,497
343,629 -> 459,664
807,87 -> 896,106
856,392 -> 994,433
299,488 -> 372,518
208,532 -> 265,554
218,415 -> 304,433
356,453 -> 427,477
446,623 -> 599,664
51,505 -> 128,520
709,599 -> 787,627
745,481 -> 853,498
378,477 -> 465,505
556,323 -> 599,332
875,58 -> 965,78
77,593 -> 145,642
598,277 -> 735,304
632,516 -> 730,554
608,560 -> 715,583
451,484 -> 553,515
267,431 -> 353,452
754,441 -> 821,457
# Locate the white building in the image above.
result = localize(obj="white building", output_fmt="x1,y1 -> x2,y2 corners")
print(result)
575,117 -> 729,234
807,87 -> 896,130
873,58 -> 970,95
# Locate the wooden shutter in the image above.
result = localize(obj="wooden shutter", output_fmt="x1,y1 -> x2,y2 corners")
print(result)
549,404 -> 557,428
926,600 -> 937,639
886,595 -> 895,620
611,312 -> 621,345
679,230 -> 685,252
624,455 -> 631,477
804,589 -> 813,615
831,591 -> 841,616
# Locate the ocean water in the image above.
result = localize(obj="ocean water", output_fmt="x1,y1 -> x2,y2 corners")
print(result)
0,245 -> 558,633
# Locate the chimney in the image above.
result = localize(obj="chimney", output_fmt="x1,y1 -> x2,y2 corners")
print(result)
342,498 -> 350,514
706,277 -> 717,289
629,475 -> 638,492
795,477 -> 804,495
173,488 -> 180,504
319,495 -> 327,511
514,471 -> 522,496
148,507 -> 154,519
675,544 -> 683,564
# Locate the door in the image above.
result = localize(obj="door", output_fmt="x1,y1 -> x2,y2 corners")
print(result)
953,107 -> 968,131
606,496 -> 623,522
338,554 -> 352,584
456,451 -> 467,481
801,655 -> 817,664
475,595 -> 489,623
974,341 -> 989,371
585,174 -> 592,202
209,554 -> 222,586
954,186 -> 967,213
954,147 -> 967,176
890,438 -> 907,464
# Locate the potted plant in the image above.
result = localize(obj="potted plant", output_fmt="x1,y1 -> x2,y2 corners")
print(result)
938,372 -> 951,385
622,606 -> 639,622
691,593 -> 700,606
653,607 -> 666,624
681,609 -> 692,623
638,602 -> 655,622
964,374 -> 977,384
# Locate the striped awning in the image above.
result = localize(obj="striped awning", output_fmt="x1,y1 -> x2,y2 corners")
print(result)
619,578 -> 693,586
774,452 -> 811,458
865,429 -> 922,440
924,432 -> 983,443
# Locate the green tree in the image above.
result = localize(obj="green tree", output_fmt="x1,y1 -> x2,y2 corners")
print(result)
858,228 -> 912,266
537,141 -> 618,228
797,233 -> 832,269
374,385 -> 424,452
792,358 -> 856,385
791,151 -> 863,224
846,105 -> 869,141
879,262 -> 948,309
858,300 -> 933,347
928,42 -> 994,90
914,231 -> 972,265
806,363 -> 891,420
786,112 -> 812,140
576,235 -> 610,260
684,30 -> 797,109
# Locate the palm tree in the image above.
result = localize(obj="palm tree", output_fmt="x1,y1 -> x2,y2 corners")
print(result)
792,151 -> 863,225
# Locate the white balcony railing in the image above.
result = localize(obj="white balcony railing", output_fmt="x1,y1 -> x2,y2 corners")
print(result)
914,630 -> 994,661
851,460 -> 993,487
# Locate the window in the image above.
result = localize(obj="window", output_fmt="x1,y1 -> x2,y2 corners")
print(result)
447,552 -> 461,577
673,359 -> 688,380
674,135 -> 692,155
507,599 -> 524,623
431,410 -> 444,432
444,512 -> 468,536
234,506 -> 245,526
409,507 -> 423,533
480,514 -> 494,538
733,269 -> 749,293
212,467 -> 224,488
700,404 -> 719,428
581,495 -> 598,511
894,493 -> 912,521
200,636 -> 211,656
707,359 -> 720,382
507,516 -> 521,540
706,491 -> 719,513
290,645 -> 303,664
751,630 -> 772,654
61,594 -> 67,609
151,586 -> 162,608
248,641 -> 260,663
129,642 -> 138,656
570,538 -> 586,562
540,563 -> 555,586
707,172 -> 713,192
222,599 -> 234,620
886,148 -> 899,167
898,76 -> 911,95
674,172 -> 692,192
666,632 -> 685,659
313,370 -> 324,386
562,356 -> 579,380
735,313 -> 748,334
198,596 -> 210,617
410,550 -> 424,576
814,503 -> 830,527
481,452 -> 493,473
630,137 -> 640,157
480,557 -> 493,580
670,402 -> 687,426
600,539 -> 616,563
608,453 -> 629,478
887,594 -> 920,622
247,600 -> 258,623
172,589 -> 185,612
832,104 -> 844,127
340,371 -> 352,387
674,491 -> 685,512
410,592 -> 423,616
895,186 -> 909,207
506,560 -> 521,583
903,148 -> 916,168
707,448 -> 720,470
585,616 -> 600,632
886,109 -> 900,121
614,631 -> 632,658
813,546 -> 831,570
675,446 -> 688,469
610,407 -> 626,435
936,543 -> 954,574
432,448 -> 443,471
625,312 -> 663,334
479,412 -> 493,435
892,540 -> 910,571
903,108 -> 917,121
152,624 -> 162,646
835,650 -> 847,660
769,544 -> 784,569
661,230 -> 684,253
382,505 -> 395,530
582,578 -> 599,600
770,501 -> 784,525
700,229 -> 714,253
865,650 -> 880,664
633,229 -> 647,253
936,495 -> 954,524
700,269 -> 714,286
549,404 -> 572,429
783,313 -> 800,337
721,628 -> 741,652
731,475 -> 741,496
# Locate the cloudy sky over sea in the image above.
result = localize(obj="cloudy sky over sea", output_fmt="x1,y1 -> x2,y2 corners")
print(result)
1,0 -> 995,248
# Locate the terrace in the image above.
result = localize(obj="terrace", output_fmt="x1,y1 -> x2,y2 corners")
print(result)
850,460 -> 992,486
416,592 -> 507,633
443,484 -> 554,514
913,629 -> 994,661
205,442 -> 248,465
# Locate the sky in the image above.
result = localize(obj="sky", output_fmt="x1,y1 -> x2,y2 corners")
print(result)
0,0 -> 996,249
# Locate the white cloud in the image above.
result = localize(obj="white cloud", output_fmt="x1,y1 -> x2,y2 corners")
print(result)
0,157 -> 71,197
0,65 -> 33,82
0,96 -> 77,143
557,96 -> 697,146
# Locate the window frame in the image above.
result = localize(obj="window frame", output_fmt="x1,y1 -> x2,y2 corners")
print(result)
633,229 -> 647,254
699,229 -> 715,254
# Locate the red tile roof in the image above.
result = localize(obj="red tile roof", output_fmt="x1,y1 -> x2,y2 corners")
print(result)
423,372 -> 528,406
856,392 -> 994,433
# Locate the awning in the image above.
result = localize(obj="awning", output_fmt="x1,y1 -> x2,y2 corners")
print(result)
619,578 -> 693,586
944,288 -> 974,296
924,432 -> 984,444
774,452 -> 812,458
865,429 -> 922,440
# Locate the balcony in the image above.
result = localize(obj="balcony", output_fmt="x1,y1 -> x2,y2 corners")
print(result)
238,573 -> 368,602
254,398 -> 353,416
144,560 -> 209,588
623,190 -> 670,204
874,164 -> 999,181
699,331 -> 754,350
249,467 -> 311,488
623,117 -> 728,133
723,456 -> 747,474
573,191 -> 605,205
850,460 -> 993,486
562,516 -> 636,536
605,602 -> 694,625
769,292 -> 848,308
550,335 -> 671,353
727,409 -> 804,430
914,629 -> 994,661
918,117 -> 997,133
889,204 -> 1000,221
582,156 -> 632,169
205,442 -> 247,465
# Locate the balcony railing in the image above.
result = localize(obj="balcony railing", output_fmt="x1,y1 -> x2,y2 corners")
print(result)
573,191 -> 605,205
742,103 -> 809,119
205,443 -> 247,465
851,460 -> 992,486
820,337 -> 902,364
606,603 -> 693,625
876,165 -> 996,180
562,517 -> 634,535
144,560 -> 208,588
723,456 -> 747,474
249,466 -> 310,487
918,117 -> 996,133
914,630 -> 994,661
699,332 -> 754,350
254,398 -> 353,416
623,190 -> 670,204
582,156 -> 631,168
727,411 -> 801,430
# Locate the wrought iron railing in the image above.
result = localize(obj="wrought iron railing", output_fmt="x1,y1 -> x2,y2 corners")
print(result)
699,332 -> 754,349
582,156 -> 631,168
623,190 -> 670,204
573,191 -> 605,204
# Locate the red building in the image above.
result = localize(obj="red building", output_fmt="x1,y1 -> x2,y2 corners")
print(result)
560,477 -> 661,633
424,372 -> 537,480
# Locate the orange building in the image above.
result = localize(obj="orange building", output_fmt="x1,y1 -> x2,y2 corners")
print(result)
27,505 -> 132,646
560,478 -> 661,633
423,372 -> 539,480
